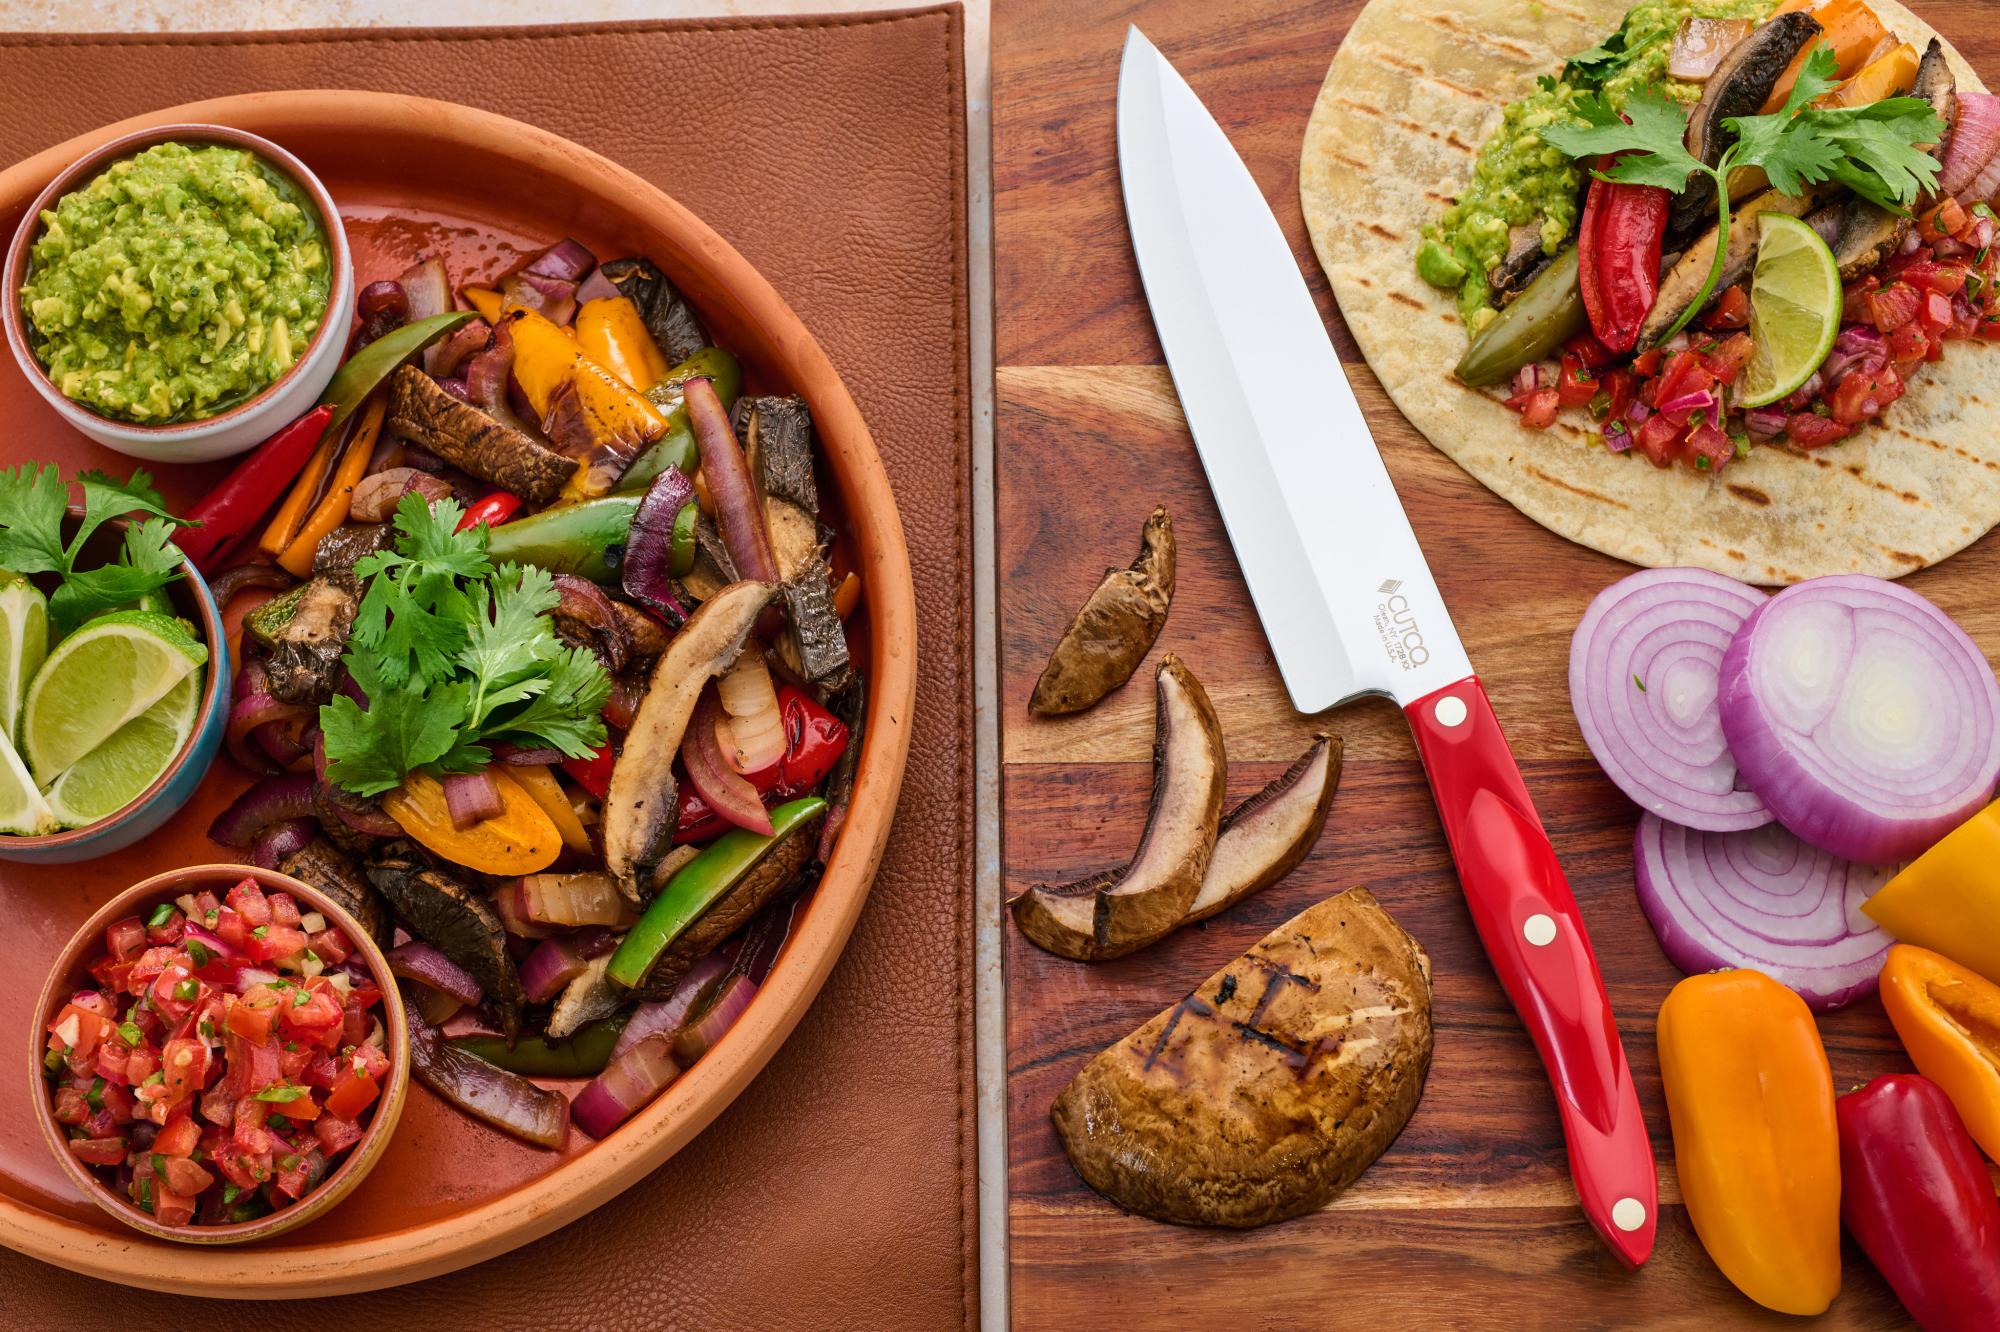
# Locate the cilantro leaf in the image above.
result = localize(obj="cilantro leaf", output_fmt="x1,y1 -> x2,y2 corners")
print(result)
394,493 -> 489,580
48,518 -> 188,635
1816,100 -> 1948,210
0,465 -> 69,575
320,657 -> 469,797
487,644 -> 610,760
1543,91 -> 1703,192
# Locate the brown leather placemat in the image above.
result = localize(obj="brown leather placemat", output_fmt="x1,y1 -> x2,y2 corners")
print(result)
0,10 -> 973,1330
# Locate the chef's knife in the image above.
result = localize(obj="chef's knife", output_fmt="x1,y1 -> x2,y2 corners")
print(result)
1116,26 -> 1658,1268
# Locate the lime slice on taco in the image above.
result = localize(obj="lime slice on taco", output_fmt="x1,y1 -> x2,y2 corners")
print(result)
1737,212 -> 1844,410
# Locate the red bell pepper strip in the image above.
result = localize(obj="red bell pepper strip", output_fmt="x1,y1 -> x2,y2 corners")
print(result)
1837,1074 -> 2000,1332
562,741 -> 616,801
674,685 -> 849,844
1579,157 -> 1670,355
456,490 -> 524,533
173,405 -> 334,571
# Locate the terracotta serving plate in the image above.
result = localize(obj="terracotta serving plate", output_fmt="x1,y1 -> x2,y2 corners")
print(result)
0,91 -> 915,1298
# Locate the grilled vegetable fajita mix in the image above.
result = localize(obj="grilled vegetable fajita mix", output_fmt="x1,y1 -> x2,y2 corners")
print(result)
169,235 -> 866,1150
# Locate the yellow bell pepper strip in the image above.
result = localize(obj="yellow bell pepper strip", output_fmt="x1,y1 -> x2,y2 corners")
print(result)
382,768 -> 561,876
1657,969 -> 1842,1316
1880,944 -> 2000,1163
509,763 -> 594,855
575,296 -> 671,391
1862,799 -> 2000,985
508,308 -> 667,498
277,397 -> 386,577
460,285 -> 503,323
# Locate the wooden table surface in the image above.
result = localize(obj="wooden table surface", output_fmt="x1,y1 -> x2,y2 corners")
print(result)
995,0 -> 1997,1326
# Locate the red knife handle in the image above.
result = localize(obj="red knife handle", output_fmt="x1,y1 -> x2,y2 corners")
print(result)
1405,675 -> 1658,1269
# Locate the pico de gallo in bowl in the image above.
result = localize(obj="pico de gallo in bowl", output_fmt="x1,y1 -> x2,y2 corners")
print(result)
32,864 -> 408,1243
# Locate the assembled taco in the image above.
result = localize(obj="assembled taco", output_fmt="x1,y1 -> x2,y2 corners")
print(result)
1304,0 -> 2000,583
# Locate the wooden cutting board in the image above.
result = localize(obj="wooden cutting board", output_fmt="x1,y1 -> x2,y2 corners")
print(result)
996,0 -> 1997,1325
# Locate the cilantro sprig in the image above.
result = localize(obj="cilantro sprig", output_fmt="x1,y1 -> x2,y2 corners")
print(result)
0,464 -> 196,635
319,493 -> 610,797
1544,47 -> 1947,344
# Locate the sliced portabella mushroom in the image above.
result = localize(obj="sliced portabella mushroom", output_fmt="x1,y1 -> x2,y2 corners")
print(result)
1030,507 -> 1176,717
547,955 -> 622,1040
737,395 -> 819,514
1011,653 -> 1226,960
1490,224 -> 1556,306
366,841 -> 526,1038
1642,183 -> 1842,348
311,522 -> 394,585
1185,735 -> 1344,925
386,364 -> 578,505
1668,12 -> 1824,244
279,837 -> 392,948
603,580 -> 779,896
259,577 -> 357,706
1051,887 -> 1433,1228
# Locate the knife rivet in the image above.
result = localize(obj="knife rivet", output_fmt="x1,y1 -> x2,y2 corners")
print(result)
1433,696 -> 1468,728
1523,914 -> 1557,947
1613,1198 -> 1647,1232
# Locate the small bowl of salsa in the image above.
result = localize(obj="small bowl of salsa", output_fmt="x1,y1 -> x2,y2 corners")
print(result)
1,125 -> 355,463
30,864 -> 408,1243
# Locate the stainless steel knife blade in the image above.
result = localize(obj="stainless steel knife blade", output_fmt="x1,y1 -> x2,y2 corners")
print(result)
1116,25 -> 1471,714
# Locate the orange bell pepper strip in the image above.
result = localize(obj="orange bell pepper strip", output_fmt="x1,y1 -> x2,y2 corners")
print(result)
507,764 -> 594,856
1880,944 -> 2000,1163
1657,969 -> 1842,1316
277,398 -> 386,577
260,425 -> 341,557
1763,0 -> 1892,112
575,296 -> 671,392
381,768 -> 561,876
1863,798 -> 2000,985
1820,41 -> 1918,107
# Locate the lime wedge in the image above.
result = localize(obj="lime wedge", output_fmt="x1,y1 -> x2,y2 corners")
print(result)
44,669 -> 202,828
0,725 -> 56,835
21,610 -> 207,786
0,575 -> 48,747
1738,212 -> 1844,410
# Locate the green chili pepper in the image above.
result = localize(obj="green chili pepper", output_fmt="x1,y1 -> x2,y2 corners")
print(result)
450,1015 -> 632,1078
321,310 -> 475,439
1454,246 -> 1586,389
486,494 -> 642,582
668,501 -> 699,578
623,347 -> 743,493
607,797 -> 828,990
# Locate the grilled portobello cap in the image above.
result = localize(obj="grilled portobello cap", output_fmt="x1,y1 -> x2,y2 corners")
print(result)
279,837 -> 393,948
736,396 -> 819,513
260,577 -> 357,706
1668,12 -> 1826,245
311,522 -> 394,587
366,841 -> 525,1038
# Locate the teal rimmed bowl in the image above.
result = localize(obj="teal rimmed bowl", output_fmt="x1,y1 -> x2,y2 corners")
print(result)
0,513 -> 227,864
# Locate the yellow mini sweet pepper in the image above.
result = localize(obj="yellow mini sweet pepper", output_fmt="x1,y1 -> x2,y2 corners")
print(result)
1863,799 -> 2000,985
1880,944 -> 2000,1164
1657,970 -> 1841,1316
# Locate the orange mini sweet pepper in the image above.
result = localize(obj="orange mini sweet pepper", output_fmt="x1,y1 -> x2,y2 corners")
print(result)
1657,970 -> 1842,1316
1880,944 -> 2000,1164
1864,799 -> 2000,985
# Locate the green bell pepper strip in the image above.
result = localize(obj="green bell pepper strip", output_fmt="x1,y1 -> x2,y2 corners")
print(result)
486,494 -> 642,582
622,347 -> 743,493
668,501 -> 699,578
607,796 -> 828,990
450,1015 -> 631,1078
1453,246 -> 1585,389
321,310 -> 476,439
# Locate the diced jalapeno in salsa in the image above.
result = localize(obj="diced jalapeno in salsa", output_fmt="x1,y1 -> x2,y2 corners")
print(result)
43,877 -> 389,1227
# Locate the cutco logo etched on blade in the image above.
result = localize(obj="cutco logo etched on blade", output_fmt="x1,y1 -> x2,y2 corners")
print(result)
1372,583 -> 1429,670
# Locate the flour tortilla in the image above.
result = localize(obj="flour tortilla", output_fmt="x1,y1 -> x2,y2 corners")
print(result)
1302,0 -> 1996,585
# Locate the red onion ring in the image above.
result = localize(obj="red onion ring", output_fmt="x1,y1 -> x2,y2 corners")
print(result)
208,773 -> 318,847
571,1034 -> 679,1140
226,689 -> 313,775
1634,813 -> 1896,1011
608,952 -> 731,1064
250,818 -> 318,870
519,934 -> 594,1004
684,690 -> 773,835
1570,568 -> 1773,832
671,975 -> 757,1064
1720,575 -> 2000,865
386,941 -> 485,1007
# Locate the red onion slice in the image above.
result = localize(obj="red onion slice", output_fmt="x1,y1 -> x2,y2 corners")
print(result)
608,952 -> 730,1063
386,941 -> 485,1007
208,773 -> 317,847
250,818 -> 317,870
1570,568 -> 1773,832
442,770 -> 505,831
1634,814 -> 1896,1011
1719,576 -> 2000,865
671,975 -> 757,1064
572,1033 -> 681,1140
519,933 -> 594,1003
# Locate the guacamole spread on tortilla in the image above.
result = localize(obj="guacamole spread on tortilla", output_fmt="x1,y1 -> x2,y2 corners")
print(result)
21,141 -> 330,424
1416,0 -> 1765,334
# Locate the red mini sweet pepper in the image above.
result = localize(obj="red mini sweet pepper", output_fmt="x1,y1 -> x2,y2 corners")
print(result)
173,404 -> 334,571
1837,1073 -> 2000,1332
1578,158 -> 1669,355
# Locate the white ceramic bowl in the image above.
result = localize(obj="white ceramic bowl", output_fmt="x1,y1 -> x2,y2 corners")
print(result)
1,124 -> 354,463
